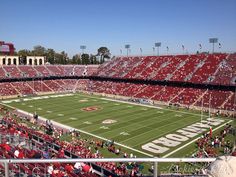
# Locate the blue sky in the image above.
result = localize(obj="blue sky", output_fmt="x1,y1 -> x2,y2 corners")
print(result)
1,0 -> 236,57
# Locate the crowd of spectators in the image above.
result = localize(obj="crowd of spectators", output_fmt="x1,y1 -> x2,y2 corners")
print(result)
0,107 -> 145,177
194,124 -> 236,158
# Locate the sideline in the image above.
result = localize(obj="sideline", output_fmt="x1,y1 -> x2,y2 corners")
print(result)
101,97 -> 163,109
1,93 -> 74,104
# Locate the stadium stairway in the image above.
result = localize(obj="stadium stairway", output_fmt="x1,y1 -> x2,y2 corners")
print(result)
220,91 -> 235,109
168,88 -> 185,104
191,89 -> 208,107
9,83 -> 21,95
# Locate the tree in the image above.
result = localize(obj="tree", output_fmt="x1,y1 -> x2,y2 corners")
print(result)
32,45 -> 46,56
54,53 -> 62,64
46,48 -> 56,64
18,49 -> 32,57
81,53 -> 90,65
72,54 -> 81,64
54,51 -> 69,64
89,54 -> 97,64
97,47 -> 111,63
61,51 -> 69,64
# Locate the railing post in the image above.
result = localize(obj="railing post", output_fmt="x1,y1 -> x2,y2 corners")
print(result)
101,167 -> 104,177
154,161 -> 158,177
4,162 -> 9,177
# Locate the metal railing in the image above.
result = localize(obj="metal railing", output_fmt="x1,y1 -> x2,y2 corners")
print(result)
0,158 -> 215,177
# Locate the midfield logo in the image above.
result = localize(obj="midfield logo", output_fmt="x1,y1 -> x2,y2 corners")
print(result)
81,106 -> 102,112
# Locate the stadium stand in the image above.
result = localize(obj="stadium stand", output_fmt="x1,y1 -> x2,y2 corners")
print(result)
0,53 -> 235,176
3,66 -> 22,78
18,65 -> 39,77
0,82 -> 19,96
76,80 -> 235,112
94,53 -> 235,86
0,55 -> 235,113
0,65 -> 97,79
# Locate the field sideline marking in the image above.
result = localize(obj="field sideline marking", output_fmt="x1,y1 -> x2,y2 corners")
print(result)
0,103 -> 154,157
163,119 -> 233,158
101,98 -> 163,109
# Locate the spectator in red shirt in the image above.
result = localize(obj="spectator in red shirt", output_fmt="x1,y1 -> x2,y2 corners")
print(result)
58,148 -> 65,158
82,163 -> 93,173
1,142 -> 11,153
64,163 -> 74,173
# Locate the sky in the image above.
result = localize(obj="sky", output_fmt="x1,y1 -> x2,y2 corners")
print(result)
1,0 -> 236,57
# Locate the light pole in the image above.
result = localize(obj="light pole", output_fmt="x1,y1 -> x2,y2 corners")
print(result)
120,49 -> 122,56
199,44 -> 202,53
80,45 -> 86,54
140,48 -> 143,56
125,44 -> 130,57
218,43 -> 222,53
182,45 -> 185,55
155,42 -> 161,56
152,47 -> 155,56
209,38 -> 218,53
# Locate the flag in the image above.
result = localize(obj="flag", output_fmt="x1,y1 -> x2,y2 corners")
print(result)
199,44 -> 202,49
209,127 -> 212,138
182,45 -> 184,50
219,43 -> 222,48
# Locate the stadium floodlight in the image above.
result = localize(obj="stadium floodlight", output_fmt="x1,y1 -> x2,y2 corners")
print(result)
80,45 -> 86,54
182,44 -> 185,54
155,42 -> 161,56
140,48 -> 142,56
120,49 -> 122,55
209,38 -> 218,53
125,44 -> 130,57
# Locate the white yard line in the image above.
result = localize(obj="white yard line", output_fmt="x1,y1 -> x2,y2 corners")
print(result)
163,119 -> 233,158
41,114 -> 154,157
119,115 -> 198,145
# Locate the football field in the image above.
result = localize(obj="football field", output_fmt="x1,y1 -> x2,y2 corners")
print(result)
1,93 -> 232,158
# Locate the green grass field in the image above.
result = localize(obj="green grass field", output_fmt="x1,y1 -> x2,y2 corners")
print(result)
1,93 -> 233,159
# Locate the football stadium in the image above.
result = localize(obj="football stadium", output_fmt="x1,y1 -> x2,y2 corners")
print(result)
0,1 -> 236,177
